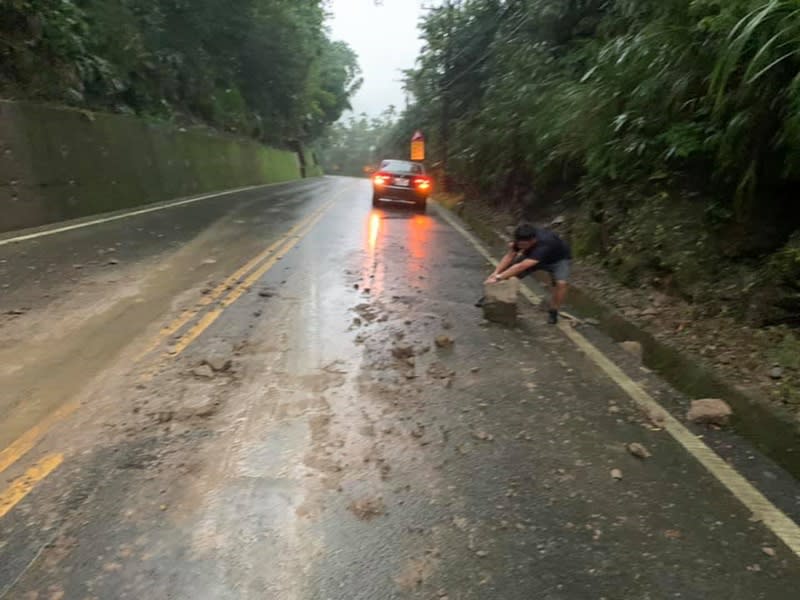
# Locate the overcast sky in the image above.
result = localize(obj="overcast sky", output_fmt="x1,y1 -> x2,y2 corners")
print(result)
328,0 -> 425,117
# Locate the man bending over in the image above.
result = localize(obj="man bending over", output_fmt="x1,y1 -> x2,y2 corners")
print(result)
484,223 -> 571,324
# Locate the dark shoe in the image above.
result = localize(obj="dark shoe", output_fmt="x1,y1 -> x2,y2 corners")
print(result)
548,309 -> 559,325
475,296 -> 486,308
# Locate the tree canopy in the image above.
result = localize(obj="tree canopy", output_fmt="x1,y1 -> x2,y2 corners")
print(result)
381,0 -> 800,232
0,0 -> 361,145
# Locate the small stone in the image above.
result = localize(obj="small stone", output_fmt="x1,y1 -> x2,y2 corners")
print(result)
664,529 -> 682,540
107,258 -> 119,265
746,564 -> 762,573
258,290 -> 274,298
73,264 -> 84,269
762,547 -> 776,558
192,365 -> 215,379
475,550 -> 489,558
620,341 -> 643,362
608,405 -> 621,414
769,367 -> 784,380
687,398 -> 733,426
585,318 -> 600,326
435,335 -> 454,349
611,468 -> 623,480
626,442 -> 651,459
473,431 -> 494,442
470,367 -> 480,373
392,345 -> 415,360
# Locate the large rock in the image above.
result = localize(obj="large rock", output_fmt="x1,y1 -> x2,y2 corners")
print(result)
687,398 -> 733,426
482,279 -> 519,325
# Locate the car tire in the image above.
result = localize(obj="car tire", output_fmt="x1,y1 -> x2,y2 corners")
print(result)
372,193 -> 380,207
416,199 -> 427,212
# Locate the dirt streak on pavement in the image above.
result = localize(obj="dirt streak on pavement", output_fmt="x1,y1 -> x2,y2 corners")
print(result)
0,177 -> 799,599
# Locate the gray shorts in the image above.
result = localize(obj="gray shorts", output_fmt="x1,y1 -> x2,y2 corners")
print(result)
515,257 -> 571,283
543,258 -> 571,283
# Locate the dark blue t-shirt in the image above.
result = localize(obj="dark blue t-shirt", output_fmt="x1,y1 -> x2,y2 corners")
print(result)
514,228 -> 571,265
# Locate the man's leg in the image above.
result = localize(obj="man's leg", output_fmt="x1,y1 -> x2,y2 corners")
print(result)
547,260 -> 570,324
551,280 -> 568,310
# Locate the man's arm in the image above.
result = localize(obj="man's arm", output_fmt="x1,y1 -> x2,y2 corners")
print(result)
495,258 -> 538,281
485,244 -> 518,283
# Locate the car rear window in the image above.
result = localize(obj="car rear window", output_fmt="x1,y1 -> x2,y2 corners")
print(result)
380,160 -> 424,174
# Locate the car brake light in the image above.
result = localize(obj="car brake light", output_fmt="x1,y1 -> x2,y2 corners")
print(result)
373,173 -> 389,186
414,177 -> 432,191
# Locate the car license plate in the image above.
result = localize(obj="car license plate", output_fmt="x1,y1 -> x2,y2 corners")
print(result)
395,178 -> 409,187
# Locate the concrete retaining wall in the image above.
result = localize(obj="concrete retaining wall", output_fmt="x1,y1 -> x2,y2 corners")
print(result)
0,101 -> 321,233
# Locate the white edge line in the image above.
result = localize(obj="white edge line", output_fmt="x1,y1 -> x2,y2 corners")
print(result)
0,178 -> 324,247
433,202 -> 800,557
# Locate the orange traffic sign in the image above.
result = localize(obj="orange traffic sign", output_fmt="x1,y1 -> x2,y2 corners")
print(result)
411,130 -> 425,161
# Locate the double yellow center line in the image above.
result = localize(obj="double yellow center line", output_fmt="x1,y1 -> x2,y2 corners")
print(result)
0,188 -> 344,520
139,196 -> 335,367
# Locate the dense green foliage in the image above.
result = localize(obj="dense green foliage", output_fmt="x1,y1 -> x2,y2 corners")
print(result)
0,0 -> 361,144
318,106 -> 398,176
376,0 -> 800,325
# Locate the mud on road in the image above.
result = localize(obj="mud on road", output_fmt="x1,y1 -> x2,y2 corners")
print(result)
1,177 -> 799,599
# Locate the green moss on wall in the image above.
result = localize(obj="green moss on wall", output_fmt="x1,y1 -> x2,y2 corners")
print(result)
0,100 -> 307,232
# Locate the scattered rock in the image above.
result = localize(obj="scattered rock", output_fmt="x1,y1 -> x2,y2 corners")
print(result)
475,550 -> 489,558
641,307 -> 658,317
428,362 -> 456,380
610,468 -> 623,480
608,405 -> 621,415
687,398 -> 733,426
392,345 -> 415,360
435,335 -> 454,349
73,264 -> 83,270
178,392 -> 219,419
258,289 -> 274,298
6,308 -> 27,316
762,546 -> 776,558
348,497 -> 385,521
107,258 -> 119,265
473,431 -> 494,442
769,367 -> 784,380
620,341 -> 643,362
202,341 -> 234,373
192,365 -> 216,379
664,529 -> 682,540
626,442 -> 651,459
551,215 -> 566,226
470,367 -> 480,373
746,564 -> 762,573
585,318 -> 600,326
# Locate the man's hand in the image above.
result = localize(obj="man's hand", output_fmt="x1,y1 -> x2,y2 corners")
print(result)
485,273 -> 502,284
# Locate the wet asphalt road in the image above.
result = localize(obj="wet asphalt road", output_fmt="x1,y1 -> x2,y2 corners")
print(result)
1,176 -> 800,599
